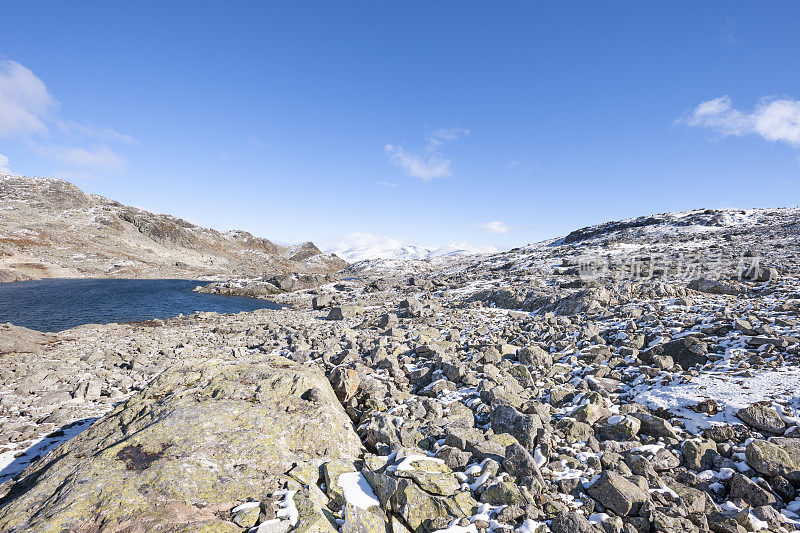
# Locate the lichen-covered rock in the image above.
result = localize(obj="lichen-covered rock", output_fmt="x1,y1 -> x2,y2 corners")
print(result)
736,403 -> 786,435
0,355 -> 362,532
586,471 -> 649,517
364,454 -> 478,533
490,405 -> 543,448
745,439 -> 800,481
681,439 -> 717,471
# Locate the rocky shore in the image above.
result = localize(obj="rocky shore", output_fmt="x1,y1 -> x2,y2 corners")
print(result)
1,207 -> 799,532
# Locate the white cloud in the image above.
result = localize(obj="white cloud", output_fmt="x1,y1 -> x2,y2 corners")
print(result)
684,95 -> 800,147
384,144 -> 452,180
0,59 -> 133,176
376,180 -> 398,187
0,60 -> 57,138
427,127 -> 469,150
385,126 -> 468,181
57,120 -> 137,144
0,154 -> 11,174
33,144 -> 127,172
478,221 -> 512,234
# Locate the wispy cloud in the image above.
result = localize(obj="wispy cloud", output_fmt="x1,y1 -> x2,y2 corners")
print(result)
0,154 -> 11,174
385,126 -> 468,181
32,143 -> 128,172
384,144 -> 452,180
681,95 -> 800,147
56,120 -> 137,144
426,127 -> 469,150
0,59 -> 133,176
477,221 -> 512,234
376,180 -> 398,187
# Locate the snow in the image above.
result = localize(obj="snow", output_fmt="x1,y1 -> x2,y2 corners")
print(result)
633,367 -> 800,432
336,471 -> 380,510
588,513 -> 609,524
0,417 -> 97,483
517,519 -> 546,533
329,233 -> 497,262
274,490 -> 298,525
232,501 -> 260,513
388,454 -> 445,472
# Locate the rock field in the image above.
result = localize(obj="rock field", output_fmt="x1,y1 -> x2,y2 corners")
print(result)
1,207 -> 800,532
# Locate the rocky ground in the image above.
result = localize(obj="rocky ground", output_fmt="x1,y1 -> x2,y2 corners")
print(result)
1,207 -> 799,532
0,174 -> 346,282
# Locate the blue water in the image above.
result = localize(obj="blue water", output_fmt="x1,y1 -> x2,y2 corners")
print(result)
0,278 -> 282,332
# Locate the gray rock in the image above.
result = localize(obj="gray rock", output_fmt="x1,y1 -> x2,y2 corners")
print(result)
586,471 -> 649,517
681,439 -> 717,471
729,473 -> 779,507
745,439 -> 800,481
503,443 -> 543,484
0,356 -> 362,532
327,305 -> 365,320
642,337 -> 708,370
490,405 -> 543,448
736,403 -> 786,435
550,511 -> 595,533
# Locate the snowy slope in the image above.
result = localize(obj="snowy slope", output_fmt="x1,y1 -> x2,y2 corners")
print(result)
330,241 -> 497,262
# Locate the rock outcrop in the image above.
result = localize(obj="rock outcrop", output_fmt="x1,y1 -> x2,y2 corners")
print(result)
0,355 -> 361,532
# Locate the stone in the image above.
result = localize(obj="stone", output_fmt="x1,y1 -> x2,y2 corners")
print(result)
681,439 -> 717,471
0,356 -> 362,532
572,403 -> 611,425
503,443 -> 543,483
586,471 -> 649,517
518,345 -> 552,368
312,295 -> 333,310
741,265 -> 779,282
736,403 -> 786,435
341,503 -> 387,533
0,323 -> 56,354
642,337 -> 708,370
729,473 -> 779,508
745,439 -> 800,480
550,511 -> 595,533
330,365 -> 361,402
595,415 -> 640,441
479,481 -> 526,506
327,306 -> 365,320
490,405 -> 543,448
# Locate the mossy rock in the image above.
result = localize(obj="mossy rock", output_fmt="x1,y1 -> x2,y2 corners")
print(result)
0,355 -> 362,532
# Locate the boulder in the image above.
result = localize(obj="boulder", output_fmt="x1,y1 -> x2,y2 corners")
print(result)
745,439 -> 800,481
490,405 -> 543,448
327,305 -> 365,320
736,403 -> 786,435
312,295 -> 334,310
586,471 -> 649,517
0,356 -> 362,532
741,265 -> 779,282
642,336 -> 708,370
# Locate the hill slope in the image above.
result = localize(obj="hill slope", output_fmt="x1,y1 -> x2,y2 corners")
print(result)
0,174 -> 347,282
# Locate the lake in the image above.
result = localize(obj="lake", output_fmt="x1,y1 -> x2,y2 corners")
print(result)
0,278 -> 282,332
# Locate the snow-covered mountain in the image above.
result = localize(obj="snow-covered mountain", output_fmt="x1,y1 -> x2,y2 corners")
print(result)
327,233 -> 497,262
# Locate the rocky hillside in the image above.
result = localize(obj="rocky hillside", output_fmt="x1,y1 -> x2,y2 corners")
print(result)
1,207 -> 800,532
0,174 -> 347,282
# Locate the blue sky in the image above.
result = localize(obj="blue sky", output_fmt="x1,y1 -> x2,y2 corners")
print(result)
1,2 -> 799,251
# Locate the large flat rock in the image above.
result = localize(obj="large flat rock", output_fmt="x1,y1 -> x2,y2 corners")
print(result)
0,355 -> 362,532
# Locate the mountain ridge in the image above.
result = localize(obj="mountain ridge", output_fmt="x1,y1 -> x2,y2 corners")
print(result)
0,174 -> 347,282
